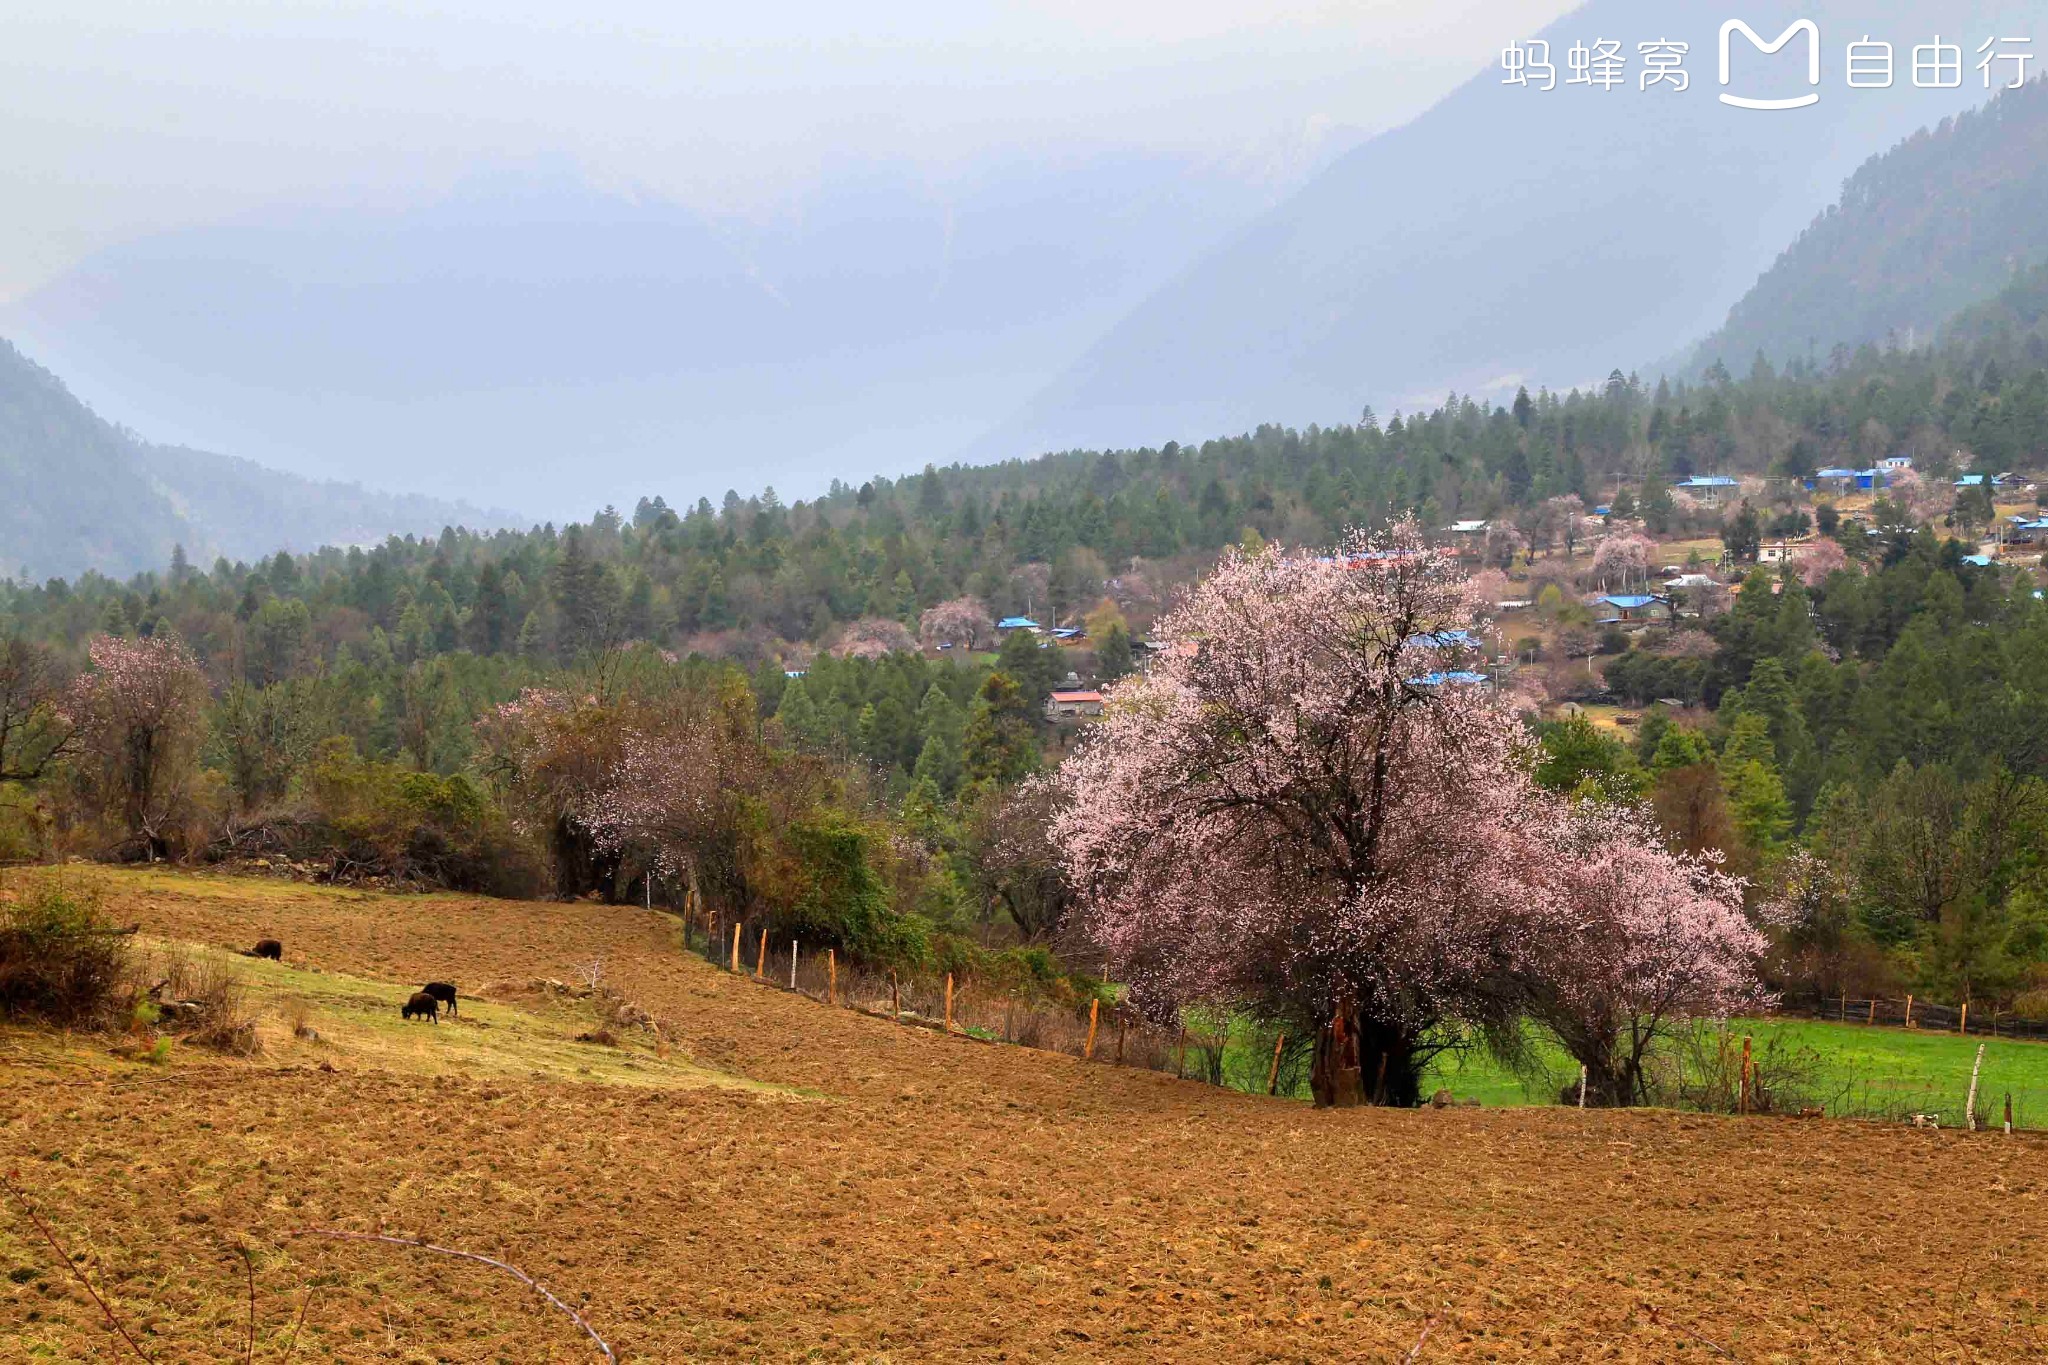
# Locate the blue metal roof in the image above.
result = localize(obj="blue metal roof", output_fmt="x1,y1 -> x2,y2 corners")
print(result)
996,616 -> 1040,630
1961,554 -> 1994,567
1678,475 -> 1738,488
1815,468 -> 1860,479
1599,594 -> 1659,609
1956,475 -> 1988,487
1407,628 -> 1480,649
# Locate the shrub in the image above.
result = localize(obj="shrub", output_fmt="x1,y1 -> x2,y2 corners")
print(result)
779,814 -> 930,966
0,877 -> 131,1025
148,944 -> 261,1054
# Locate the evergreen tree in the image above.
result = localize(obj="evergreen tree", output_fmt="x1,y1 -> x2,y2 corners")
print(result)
962,672 -> 1039,787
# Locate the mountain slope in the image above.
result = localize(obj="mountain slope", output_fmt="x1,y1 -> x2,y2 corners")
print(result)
1689,76 -> 2048,372
978,0 -> 2033,458
1943,259 -> 2048,355
0,341 -> 509,581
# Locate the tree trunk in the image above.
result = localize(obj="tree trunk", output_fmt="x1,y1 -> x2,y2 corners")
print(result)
550,817 -> 620,900
1310,1003 -> 1424,1107
1310,1004 -> 1367,1108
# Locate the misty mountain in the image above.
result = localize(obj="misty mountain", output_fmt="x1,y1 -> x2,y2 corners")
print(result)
0,341 -> 509,581
3,141 -> 1353,518
1686,76 -> 2048,374
978,0 -> 2035,459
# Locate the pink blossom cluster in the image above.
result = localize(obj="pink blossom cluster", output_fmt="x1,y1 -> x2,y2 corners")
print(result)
1524,804 -> 1767,1023
69,634 -> 206,739
1591,533 -> 1658,590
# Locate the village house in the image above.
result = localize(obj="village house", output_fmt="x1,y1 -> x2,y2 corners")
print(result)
1675,474 -> 1739,507
1593,593 -> 1672,624
1045,688 -> 1104,719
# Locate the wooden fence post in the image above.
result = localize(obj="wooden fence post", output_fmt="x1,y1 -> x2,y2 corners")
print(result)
1960,1001 -> 1969,1036
755,929 -> 768,980
1904,994 -> 1914,1029
1084,999 -> 1100,1060
1578,1064 -> 1588,1109
1966,1042 -> 1985,1131
2005,1092 -> 2014,1136
827,949 -> 836,1005
730,923 -> 741,973
790,940 -> 798,990
1267,1033 -> 1287,1096
1739,1036 -> 1753,1115
944,974 -> 954,1032
1868,998 -> 1876,1026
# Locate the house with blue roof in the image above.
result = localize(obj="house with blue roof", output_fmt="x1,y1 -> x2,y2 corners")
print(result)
1594,593 -> 1671,624
995,616 -> 1041,632
1960,554 -> 1995,568
1675,474 -> 1739,507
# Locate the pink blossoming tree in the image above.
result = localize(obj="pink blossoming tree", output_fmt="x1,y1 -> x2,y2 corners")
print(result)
1591,533 -> 1659,593
68,634 -> 209,859
1051,522 -> 1550,1107
1520,805 -> 1766,1105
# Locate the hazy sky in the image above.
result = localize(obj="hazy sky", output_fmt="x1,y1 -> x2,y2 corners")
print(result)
0,0 -> 1576,302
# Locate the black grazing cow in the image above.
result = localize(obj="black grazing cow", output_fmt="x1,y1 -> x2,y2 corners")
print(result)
421,982 -> 458,1017
401,991 -> 440,1023
250,939 -> 283,961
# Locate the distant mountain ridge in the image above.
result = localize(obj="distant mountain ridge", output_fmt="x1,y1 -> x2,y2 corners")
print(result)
975,0 -> 2035,460
0,340 -> 513,581
1686,75 -> 2048,374
2,146 -> 1350,516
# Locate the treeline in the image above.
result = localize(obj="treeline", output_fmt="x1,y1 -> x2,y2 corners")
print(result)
5,294 -> 2048,684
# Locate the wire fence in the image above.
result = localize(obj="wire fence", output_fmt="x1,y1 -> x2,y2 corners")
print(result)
1785,992 -> 2048,1042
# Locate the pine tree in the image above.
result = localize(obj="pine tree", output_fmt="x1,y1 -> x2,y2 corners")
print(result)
963,672 -> 1039,787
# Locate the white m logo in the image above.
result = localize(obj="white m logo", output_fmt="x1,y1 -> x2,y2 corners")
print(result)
1719,19 -> 1821,109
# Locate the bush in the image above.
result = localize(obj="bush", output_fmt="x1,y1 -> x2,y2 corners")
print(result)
146,944 -> 262,1054
780,814 -> 930,966
221,738 -> 545,895
0,877 -> 132,1025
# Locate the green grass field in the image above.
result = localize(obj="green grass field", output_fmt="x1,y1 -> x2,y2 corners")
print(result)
1196,1013 -> 2048,1126
1416,1017 -> 2048,1125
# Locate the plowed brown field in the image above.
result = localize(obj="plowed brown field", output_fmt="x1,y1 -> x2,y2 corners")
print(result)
4,870 -> 2045,1362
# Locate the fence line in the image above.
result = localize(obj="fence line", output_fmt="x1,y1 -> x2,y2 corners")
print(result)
1785,993 -> 2048,1042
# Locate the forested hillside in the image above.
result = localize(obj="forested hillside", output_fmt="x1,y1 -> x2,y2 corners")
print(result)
6,304 -> 2046,674
1689,76 -> 2048,375
0,340 -> 508,579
